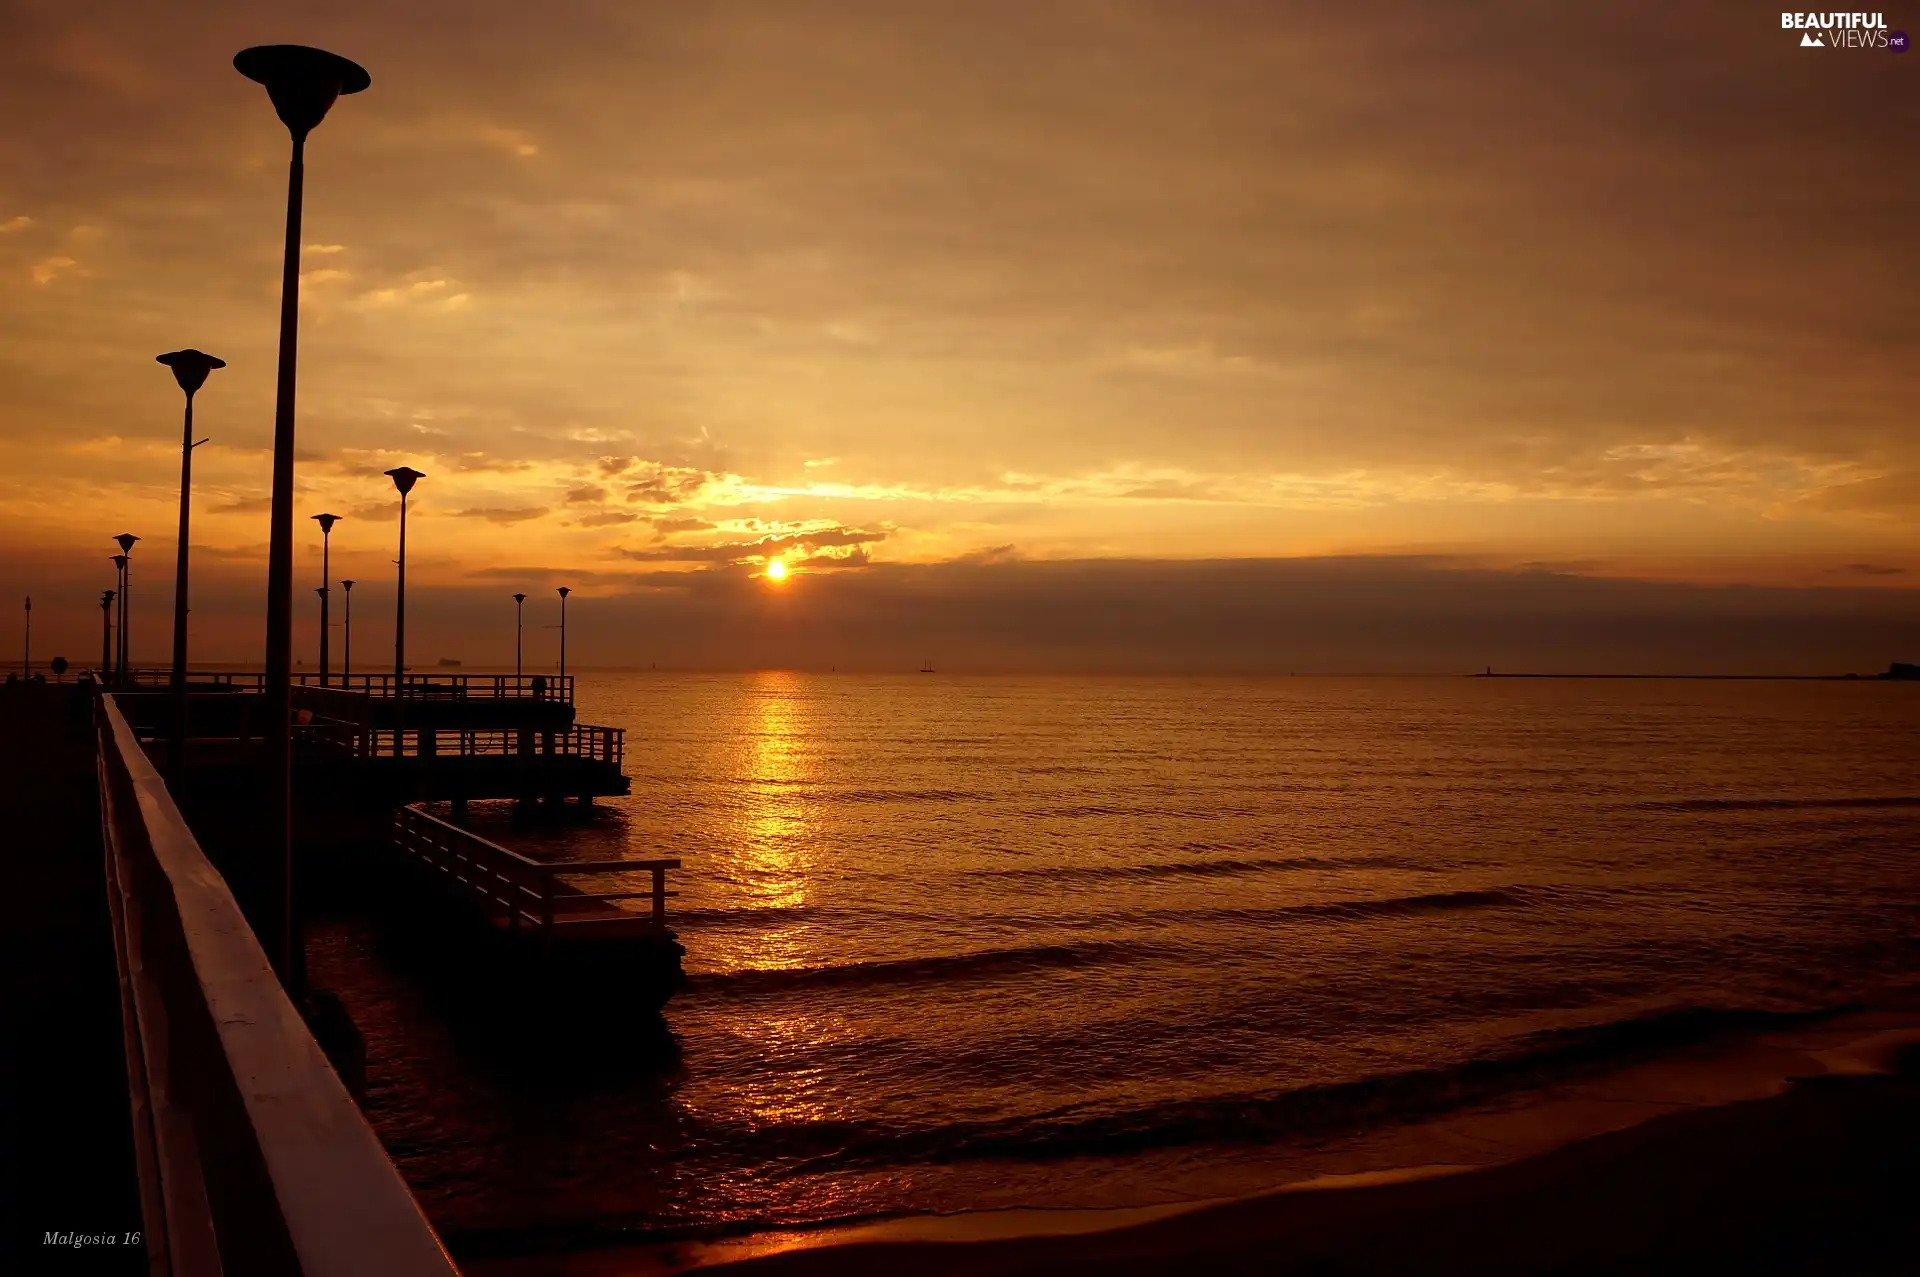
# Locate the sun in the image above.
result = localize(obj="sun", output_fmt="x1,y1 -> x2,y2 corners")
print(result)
764,558 -> 790,582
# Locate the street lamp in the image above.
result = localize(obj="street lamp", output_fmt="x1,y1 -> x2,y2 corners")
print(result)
340,579 -> 355,685
20,596 -> 28,678
114,534 -> 139,686
311,513 -> 341,686
235,42 -> 368,990
156,350 -> 223,692
109,557 -> 127,684
100,590 -> 116,680
513,593 -> 526,678
556,586 -> 571,685
385,467 -> 424,688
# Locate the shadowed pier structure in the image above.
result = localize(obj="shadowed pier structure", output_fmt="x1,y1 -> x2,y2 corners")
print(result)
0,679 -> 458,1273
115,670 -> 631,808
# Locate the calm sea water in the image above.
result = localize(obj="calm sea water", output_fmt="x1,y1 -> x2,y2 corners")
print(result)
311,674 -> 1920,1242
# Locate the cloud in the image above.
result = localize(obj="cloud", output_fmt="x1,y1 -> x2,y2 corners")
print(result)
455,506 -> 549,524
30,255 -> 79,284
625,464 -> 718,506
576,510 -> 640,527
798,548 -> 871,568
209,496 -> 271,515
480,125 -> 540,158
1835,563 -> 1905,577
0,215 -> 31,234
650,516 -> 716,534
565,485 -> 606,504
617,524 -> 886,563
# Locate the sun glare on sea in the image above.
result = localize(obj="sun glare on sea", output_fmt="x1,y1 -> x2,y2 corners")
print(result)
765,558 -> 790,582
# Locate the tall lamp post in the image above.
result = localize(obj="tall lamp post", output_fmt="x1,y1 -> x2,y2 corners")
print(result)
311,513 -> 341,685
556,586 -> 571,686
109,556 -> 127,684
385,468 -> 424,688
235,43 -> 369,990
100,590 -> 116,680
20,596 -> 29,677
340,579 -> 355,684
114,534 -> 139,686
156,350 -> 224,691
513,592 -> 526,678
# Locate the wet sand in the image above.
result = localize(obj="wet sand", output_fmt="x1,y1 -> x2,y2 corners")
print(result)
469,1016 -> 1920,1276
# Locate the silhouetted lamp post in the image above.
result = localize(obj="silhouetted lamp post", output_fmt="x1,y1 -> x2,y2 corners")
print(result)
340,579 -> 355,683
311,513 -> 341,685
513,593 -> 526,677
109,556 -> 128,684
114,534 -> 139,686
556,586 -> 571,685
235,42 -> 368,990
156,350 -> 223,692
385,467 -> 424,687
20,595 -> 29,677
100,590 -> 116,680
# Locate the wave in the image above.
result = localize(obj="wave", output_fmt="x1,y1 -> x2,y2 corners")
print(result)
1254,887 -> 1522,921
688,938 -> 1171,996
976,853 -> 1423,884
723,1004 -> 1840,1172
833,788 -> 989,804
1631,796 -> 1920,813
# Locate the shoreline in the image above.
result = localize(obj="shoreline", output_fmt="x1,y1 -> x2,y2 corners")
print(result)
464,1007 -> 1920,1276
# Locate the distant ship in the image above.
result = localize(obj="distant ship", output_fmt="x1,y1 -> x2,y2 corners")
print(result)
437,657 -> 463,667
920,660 -> 935,673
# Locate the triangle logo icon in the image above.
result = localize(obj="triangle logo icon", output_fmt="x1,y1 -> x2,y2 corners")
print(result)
1800,31 -> 1824,46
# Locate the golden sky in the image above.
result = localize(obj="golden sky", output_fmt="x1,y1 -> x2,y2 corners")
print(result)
1,2 -> 1916,669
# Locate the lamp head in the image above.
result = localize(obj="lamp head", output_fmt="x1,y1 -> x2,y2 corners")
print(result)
114,533 -> 140,554
312,512 -> 342,535
556,586 -> 571,599
384,466 -> 425,496
234,45 -> 370,139
513,593 -> 526,603
156,349 -> 227,396
341,579 -> 356,592
111,555 -> 128,570
101,590 -> 116,606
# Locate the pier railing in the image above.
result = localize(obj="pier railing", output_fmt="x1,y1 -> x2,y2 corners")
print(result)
310,721 -> 625,768
121,668 -> 575,705
96,693 -> 456,1276
394,804 -> 677,934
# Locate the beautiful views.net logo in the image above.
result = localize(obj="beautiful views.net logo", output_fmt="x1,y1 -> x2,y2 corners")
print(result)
1781,12 -> 1910,49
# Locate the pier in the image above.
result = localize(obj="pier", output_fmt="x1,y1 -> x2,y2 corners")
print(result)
1,669 -> 680,1271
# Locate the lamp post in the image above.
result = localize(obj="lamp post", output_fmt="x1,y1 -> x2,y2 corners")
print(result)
556,586 -> 571,686
110,556 -> 127,685
114,534 -> 139,686
385,468 -> 424,688
100,590 -> 116,680
340,579 -> 355,685
234,43 -> 369,990
513,593 -> 526,678
20,596 -> 28,678
157,350 -> 224,692
311,513 -> 341,686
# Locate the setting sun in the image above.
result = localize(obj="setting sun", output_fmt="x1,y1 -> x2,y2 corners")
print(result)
764,558 -> 789,582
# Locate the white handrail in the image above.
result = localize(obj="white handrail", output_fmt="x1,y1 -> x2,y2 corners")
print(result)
98,693 -> 459,1276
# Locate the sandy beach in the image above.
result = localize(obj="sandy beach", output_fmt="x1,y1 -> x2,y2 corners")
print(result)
470,1014 -> 1920,1276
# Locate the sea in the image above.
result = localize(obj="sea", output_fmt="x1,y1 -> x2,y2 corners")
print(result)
306,672 -> 1920,1248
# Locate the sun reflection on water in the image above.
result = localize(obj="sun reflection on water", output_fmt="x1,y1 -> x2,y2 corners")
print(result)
726,672 -> 819,970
